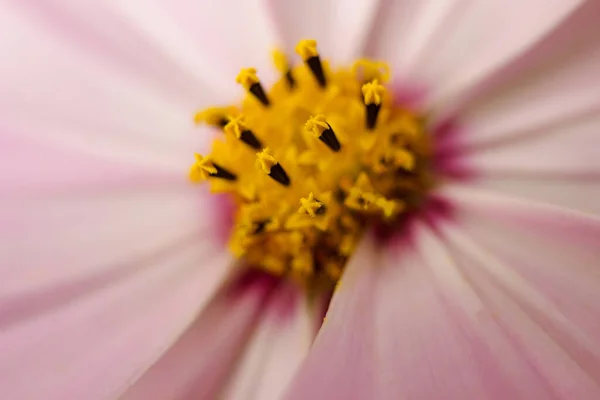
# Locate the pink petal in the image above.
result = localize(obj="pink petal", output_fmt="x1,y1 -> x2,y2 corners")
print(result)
221,282 -> 316,400
121,273 -> 278,400
440,110 -> 600,216
435,185 -> 600,392
0,235 -> 233,399
115,0 -> 280,88
441,0 -> 600,150
267,0 -> 381,63
0,3 -> 230,170
283,234 -> 382,399
449,112 -> 600,178
285,190 -> 600,398
366,0 -> 583,110
433,2 -> 600,217
0,137 -> 233,398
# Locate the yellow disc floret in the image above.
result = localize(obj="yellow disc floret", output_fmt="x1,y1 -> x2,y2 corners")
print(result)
295,39 -> 319,61
362,80 -> 385,105
255,147 -> 277,174
190,39 -> 432,289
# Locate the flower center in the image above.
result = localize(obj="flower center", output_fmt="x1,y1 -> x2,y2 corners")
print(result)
190,40 -> 432,288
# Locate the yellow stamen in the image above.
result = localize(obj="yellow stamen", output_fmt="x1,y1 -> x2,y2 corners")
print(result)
190,39 -> 432,289
237,67 -> 270,106
189,153 -> 216,182
224,116 -> 247,139
295,39 -> 326,87
255,147 -> 277,174
236,68 -> 260,91
362,80 -> 385,106
295,39 -> 319,61
304,115 -> 330,138
299,192 -> 324,217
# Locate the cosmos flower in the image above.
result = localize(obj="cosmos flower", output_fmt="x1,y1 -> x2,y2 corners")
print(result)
1,1 -> 600,399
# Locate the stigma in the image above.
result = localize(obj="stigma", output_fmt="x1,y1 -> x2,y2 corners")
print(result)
190,40 -> 432,288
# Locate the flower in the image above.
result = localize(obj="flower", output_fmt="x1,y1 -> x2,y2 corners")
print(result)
1,2 -> 600,400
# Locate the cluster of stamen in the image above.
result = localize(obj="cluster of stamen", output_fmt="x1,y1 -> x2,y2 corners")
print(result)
190,39 -> 432,288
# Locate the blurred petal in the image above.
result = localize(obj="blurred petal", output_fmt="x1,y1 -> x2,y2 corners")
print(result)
283,234 -> 381,399
440,3 -> 600,151
115,0 -> 280,88
0,2 -> 258,171
221,283 -> 315,400
460,177 -> 600,217
446,0 -> 600,127
433,1 -> 600,216
0,136 -> 227,301
0,233 -> 233,399
267,0 -> 381,63
439,111 -> 600,216
0,137 -> 233,399
435,184 -> 600,391
122,273 -> 278,400
446,112 -> 600,178
285,189 -> 600,398
366,0 -> 583,110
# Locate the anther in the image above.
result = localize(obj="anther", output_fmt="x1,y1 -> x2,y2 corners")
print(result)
224,116 -> 263,150
256,148 -> 290,186
299,193 -> 326,217
236,68 -> 270,106
211,163 -> 237,181
304,115 -> 340,152
362,80 -> 385,130
272,49 -> 296,89
190,154 -> 237,182
194,107 -> 237,128
295,39 -> 326,88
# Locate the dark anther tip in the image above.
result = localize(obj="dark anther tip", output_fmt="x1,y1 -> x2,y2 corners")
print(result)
240,130 -> 263,150
320,126 -> 341,152
249,82 -> 270,106
306,56 -> 326,88
268,163 -> 291,186
366,103 -> 381,130
210,163 -> 237,181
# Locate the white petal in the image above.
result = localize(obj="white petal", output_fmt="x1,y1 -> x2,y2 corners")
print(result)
267,0 -> 381,63
115,0 -> 280,88
121,273 -> 279,400
367,0 -> 583,110
283,234 -> 382,399
440,0 -> 600,148
0,2 -> 242,170
221,283 -> 315,400
0,138 -> 233,398
0,237 -> 232,399
448,112 -> 600,177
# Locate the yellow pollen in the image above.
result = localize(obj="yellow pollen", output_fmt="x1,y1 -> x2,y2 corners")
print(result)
190,39 -> 432,289
236,67 -> 260,91
304,115 -> 330,138
299,193 -> 324,217
224,115 -> 247,139
295,39 -> 319,60
255,147 -> 277,174
189,154 -> 216,182
362,80 -> 385,105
